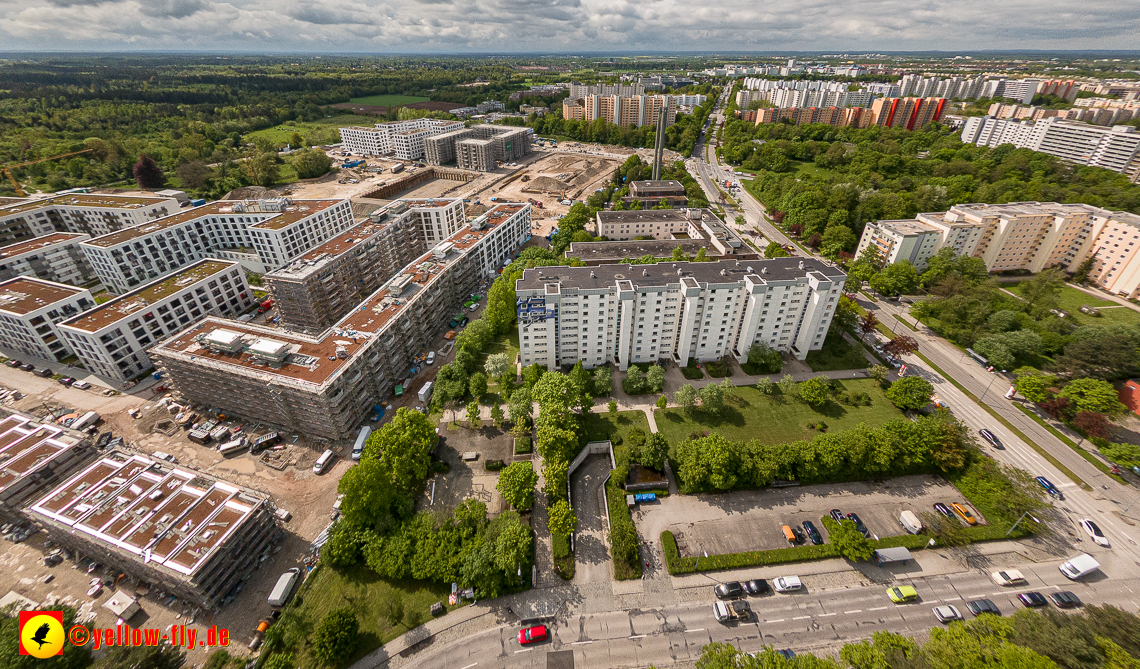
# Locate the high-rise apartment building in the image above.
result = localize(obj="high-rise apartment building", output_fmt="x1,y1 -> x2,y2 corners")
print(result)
339,119 -> 465,159
151,205 -> 532,440
79,198 -> 354,294
961,116 -> 1140,181
561,95 -> 676,128
869,97 -> 947,130
515,258 -> 845,370
0,232 -> 93,285
58,260 -> 253,384
423,125 -> 533,171
568,82 -> 645,98
0,194 -> 178,250
0,277 -> 95,362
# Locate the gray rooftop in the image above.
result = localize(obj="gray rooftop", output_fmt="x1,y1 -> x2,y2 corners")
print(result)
516,257 -> 844,291
597,209 -> 698,224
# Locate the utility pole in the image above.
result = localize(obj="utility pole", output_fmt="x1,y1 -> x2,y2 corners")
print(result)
651,104 -> 667,181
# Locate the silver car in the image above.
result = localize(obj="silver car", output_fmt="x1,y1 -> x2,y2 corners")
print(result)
933,605 -> 963,623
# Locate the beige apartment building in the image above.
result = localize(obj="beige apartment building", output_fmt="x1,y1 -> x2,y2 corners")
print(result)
561,95 -> 677,128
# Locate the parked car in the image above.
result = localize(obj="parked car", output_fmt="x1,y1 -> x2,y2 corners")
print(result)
426,351 -> 436,365
1036,476 -> 1063,500
933,502 -> 952,518
517,625 -> 548,645
1079,518 -> 1110,547
714,582 -> 744,599
802,521 -> 823,545
888,586 -> 918,603
966,599 -> 1002,616
1018,592 -> 1049,607
1050,591 -> 1082,608
951,503 -> 978,525
44,554 -> 63,567
776,650 -> 796,660
743,579 -> 769,596
19,363 -> 34,372
35,368 -> 52,377
829,509 -> 845,523
992,570 -> 1027,586
5,359 -> 21,368
71,381 -> 91,390
933,605 -> 963,623
846,513 -> 870,538
58,377 -> 75,386
979,429 -> 1003,449
773,576 -> 803,593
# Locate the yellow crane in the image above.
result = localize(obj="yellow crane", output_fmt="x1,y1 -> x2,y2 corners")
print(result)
2,149 -> 95,197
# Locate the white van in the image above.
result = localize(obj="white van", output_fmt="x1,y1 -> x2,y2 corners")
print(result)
1059,553 -> 1100,580
418,381 -> 433,403
899,510 -> 923,535
218,438 -> 246,456
426,351 -> 435,365
313,449 -> 334,475
268,568 -> 300,608
351,426 -> 371,461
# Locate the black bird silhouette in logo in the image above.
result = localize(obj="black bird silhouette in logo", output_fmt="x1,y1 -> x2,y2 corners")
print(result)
31,622 -> 52,649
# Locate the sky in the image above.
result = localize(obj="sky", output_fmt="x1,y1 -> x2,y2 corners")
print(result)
0,0 -> 1138,53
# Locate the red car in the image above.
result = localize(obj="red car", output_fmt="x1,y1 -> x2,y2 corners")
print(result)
518,625 -> 548,645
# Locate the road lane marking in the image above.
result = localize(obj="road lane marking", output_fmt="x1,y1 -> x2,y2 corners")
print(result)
629,635 -> 646,640
844,610 -> 863,614
868,606 -> 888,611
571,641 -> 593,646
942,597 -> 961,602
766,619 -> 785,623
819,613 -> 837,617
460,664 -> 478,669
687,628 -> 705,633
792,616 -> 811,620
515,649 -> 533,654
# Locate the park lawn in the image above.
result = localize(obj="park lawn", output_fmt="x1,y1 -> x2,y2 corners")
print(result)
579,409 -> 651,451
805,332 -> 871,371
1006,281 -> 1140,327
349,94 -> 431,106
654,378 -> 902,447
286,562 -> 460,668
244,114 -> 364,147
787,160 -> 836,180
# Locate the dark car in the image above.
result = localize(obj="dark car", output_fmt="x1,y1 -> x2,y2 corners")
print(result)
58,377 -> 75,386
1018,592 -> 1048,608
966,599 -> 1002,617
1051,591 -> 1082,609
802,521 -> 823,545
44,554 -> 63,567
5,359 -> 22,368
776,650 -> 797,660
846,513 -> 871,538
1036,476 -> 1063,500
743,579 -> 770,595
979,429 -> 1004,449
791,526 -> 806,544
933,503 -> 952,518
19,363 -> 34,372
35,368 -> 52,377
829,509 -> 845,523
714,582 -> 744,599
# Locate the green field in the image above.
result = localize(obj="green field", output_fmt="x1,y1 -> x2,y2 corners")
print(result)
805,332 -> 872,371
1005,281 -> 1140,327
579,410 -> 651,450
282,563 -> 459,668
654,379 -> 902,447
244,114 -> 364,147
349,94 -> 431,107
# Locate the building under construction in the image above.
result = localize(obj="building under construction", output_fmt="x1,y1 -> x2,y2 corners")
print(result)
0,409 -> 95,525
151,204 -> 532,440
29,449 -> 277,611
424,125 -> 533,172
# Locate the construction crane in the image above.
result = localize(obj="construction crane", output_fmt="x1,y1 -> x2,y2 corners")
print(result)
1,149 -> 95,197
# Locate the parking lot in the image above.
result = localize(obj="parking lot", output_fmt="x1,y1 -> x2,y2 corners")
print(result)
636,475 -> 985,557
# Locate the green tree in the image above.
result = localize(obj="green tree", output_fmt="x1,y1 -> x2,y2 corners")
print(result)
543,459 -> 569,500
778,373 -> 798,396
646,364 -> 666,392
484,352 -> 512,378
765,241 -> 790,258
638,432 -> 669,471
547,499 -> 577,537
593,366 -> 613,395
468,371 -> 488,399
922,511 -> 970,547
456,318 -> 493,354
490,403 -> 504,428
799,376 -> 833,407
311,608 -> 359,667
508,386 -> 533,426
699,382 -> 725,413
821,225 -> 857,259
432,363 -> 468,408
886,376 -> 935,410
369,407 -> 439,493
243,150 -> 280,187
1020,268 -> 1065,317
496,462 -> 537,510
656,394 -> 668,409
290,148 -> 332,178
484,271 -> 520,335
675,383 -> 698,412
868,364 -> 890,384
466,400 -> 481,427
826,517 -> 874,561
608,400 -> 618,415
675,433 -> 738,492
747,343 -> 783,373
625,366 -> 646,393
870,261 -> 919,296
1058,378 -> 1128,416
1013,369 -> 1057,404
288,131 -> 305,148
756,377 -> 775,394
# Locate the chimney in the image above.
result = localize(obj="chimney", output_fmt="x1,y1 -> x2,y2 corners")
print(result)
642,268 -> 649,276
798,260 -> 804,270
720,269 -> 726,276
590,270 -> 595,278
761,267 -> 767,274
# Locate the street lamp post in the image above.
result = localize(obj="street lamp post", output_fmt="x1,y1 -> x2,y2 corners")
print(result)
979,373 -> 1000,403
1006,511 -> 1040,537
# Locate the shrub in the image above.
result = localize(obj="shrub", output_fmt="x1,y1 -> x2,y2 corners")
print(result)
484,459 -> 505,471
514,436 -> 532,455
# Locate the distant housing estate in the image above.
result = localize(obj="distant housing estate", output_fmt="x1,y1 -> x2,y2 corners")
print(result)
961,116 -> 1140,181
562,95 -> 677,129
339,119 -> 465,160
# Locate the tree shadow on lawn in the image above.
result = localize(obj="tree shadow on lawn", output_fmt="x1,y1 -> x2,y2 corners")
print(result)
809,401 -> 850,420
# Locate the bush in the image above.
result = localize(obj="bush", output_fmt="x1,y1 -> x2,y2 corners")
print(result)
514,436 -> 532,454
311,607 -> 359,667
682,358 -> 705,380
606,466 -> 642,580
484,459 -> 505,471
552,532 -> 574,580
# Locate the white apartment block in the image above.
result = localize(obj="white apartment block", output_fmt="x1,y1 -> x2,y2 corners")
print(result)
516,258 -> 845,371
0,233 -> 93,286
80,198 -> 353,295
0,194 -> 178,251
59,260 -> 253,384
961,116 -> 1140,181
0,278 -> 95,362
339,119 -> 464,160
854,220 -> 949,271
1086,212 -> 1140,298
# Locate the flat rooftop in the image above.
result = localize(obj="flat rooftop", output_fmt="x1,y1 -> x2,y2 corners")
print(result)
874,219 -> 942,236
0,277 -> 87,315
567,239 -> 727,261
266,220 -> 392,280
597,209 -> 701,224
0,193 -> 172,216
83,199 -> 345,248
29,449 -> 267,578
153,204 -> 527,388
630,180 -> 684,189
517,256 -> 844,292
0,232 -> 89,260
0,414 -> 84,497
61,259 -> 237,334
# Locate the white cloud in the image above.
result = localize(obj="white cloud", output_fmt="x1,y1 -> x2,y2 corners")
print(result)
0,0 -> 1137,50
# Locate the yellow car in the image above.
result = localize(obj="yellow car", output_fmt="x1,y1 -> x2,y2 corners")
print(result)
888,586 -> 918,603
951,503 -> 977,526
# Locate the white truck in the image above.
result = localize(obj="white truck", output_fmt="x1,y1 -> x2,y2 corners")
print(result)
418,381 -> 433,403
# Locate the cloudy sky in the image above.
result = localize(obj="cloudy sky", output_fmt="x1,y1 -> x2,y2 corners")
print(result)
0,0 -> 1137,52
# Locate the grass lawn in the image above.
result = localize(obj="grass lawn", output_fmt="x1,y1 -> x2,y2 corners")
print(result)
349,94 -> 431,107
483,331 -> 520,395
244,114 -> 364,147
655,378 -> 901,447
1005,281 -> 1140,327
805,332 -> 870,371
787,160 -> 836,180
286,563 -> 460,668
579,410 -> 651,450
